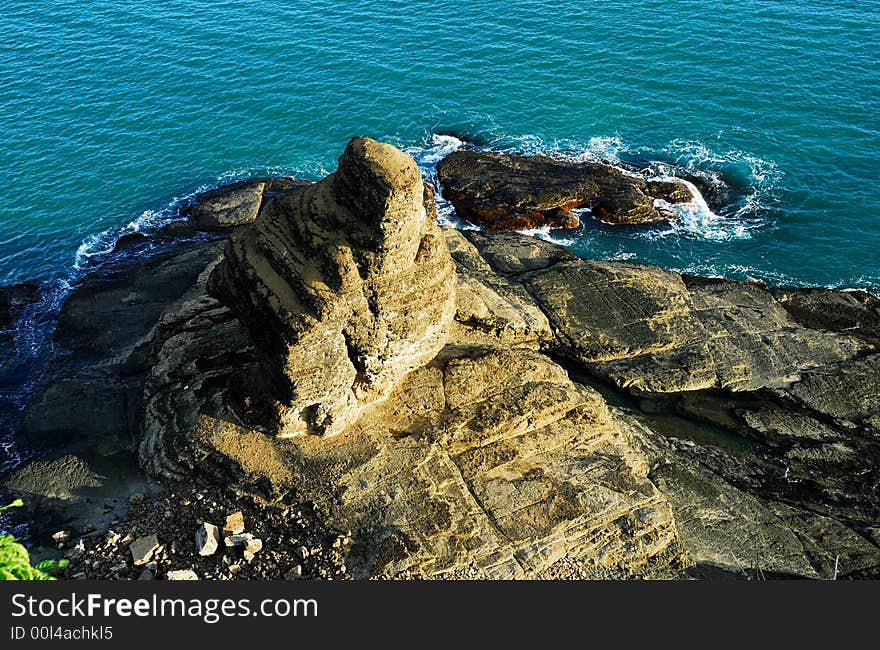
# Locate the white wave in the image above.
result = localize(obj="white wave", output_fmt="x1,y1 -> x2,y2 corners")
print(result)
583,136 -> 625,164
648,177 -> 752,242
407,133 -> 465,165
73,207 -> 167,269
408,133 -> 472,229
406,130 -> 782,244
515,226 -> 578,247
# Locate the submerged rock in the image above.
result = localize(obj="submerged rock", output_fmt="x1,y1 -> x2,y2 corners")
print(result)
436,149 -> 693,230
0,281 -> 39,329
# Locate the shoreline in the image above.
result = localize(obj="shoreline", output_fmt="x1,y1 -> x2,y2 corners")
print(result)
2,139 -> 879,580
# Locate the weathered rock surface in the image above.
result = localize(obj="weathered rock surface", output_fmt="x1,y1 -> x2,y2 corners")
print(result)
181,177 -> 310,231
206,137 -> 457,438
436,149 -> 693,230
135,139 -> 683,578
460,231 -> 880,578
6,138 -> 879,580
521,262 -> 869,395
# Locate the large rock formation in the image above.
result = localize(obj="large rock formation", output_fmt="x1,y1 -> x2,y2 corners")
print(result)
436,149 -> 694,230
459,230 -> 880,579
135,138 -> 682,577
207,137 -> 457,437
6,138 -> 880,580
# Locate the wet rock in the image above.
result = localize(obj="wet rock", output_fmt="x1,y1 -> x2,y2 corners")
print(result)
646,178 -> 694,204
436,149 -> 677,230
112,232 -> 148,253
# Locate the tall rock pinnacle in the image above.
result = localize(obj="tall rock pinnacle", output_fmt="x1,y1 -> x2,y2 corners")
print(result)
208,137 -> 457,437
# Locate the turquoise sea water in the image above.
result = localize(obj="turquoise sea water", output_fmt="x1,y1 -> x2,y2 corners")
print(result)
0,1 -> 878,476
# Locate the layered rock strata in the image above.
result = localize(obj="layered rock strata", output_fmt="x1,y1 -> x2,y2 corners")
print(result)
206,137 -> 457,437
5,139 -> 879,580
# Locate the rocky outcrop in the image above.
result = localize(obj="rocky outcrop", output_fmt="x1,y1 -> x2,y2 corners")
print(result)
460,231 -> 880,579
136,139 -> 683,577
206,137 -> 457,437
515,261 -> 869,395
436,149 -> 694,230
181,177 -> 310,231
6,138 -> 879,580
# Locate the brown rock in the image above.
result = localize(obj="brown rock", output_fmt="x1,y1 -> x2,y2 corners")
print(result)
646,178 -> 695,204
436,149 -> 675,230
207,137 -> 457,437
223,511 -> 245,536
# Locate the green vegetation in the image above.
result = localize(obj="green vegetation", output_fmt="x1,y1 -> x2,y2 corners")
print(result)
0,500 -> 68,580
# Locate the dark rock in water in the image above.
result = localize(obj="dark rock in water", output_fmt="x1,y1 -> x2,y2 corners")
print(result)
0,281 -> 40,329
646,178 -> 695,204
158,220 -> 197,239
112,232 -> 148,254
436,149 -> 692,230
181,177 -> 311,231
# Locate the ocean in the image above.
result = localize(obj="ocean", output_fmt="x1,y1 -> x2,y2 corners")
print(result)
0,1 -> 878,472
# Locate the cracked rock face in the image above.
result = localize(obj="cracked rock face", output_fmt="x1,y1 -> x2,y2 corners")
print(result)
207,137 -> 457,437
193,346 -> 679,578
134,140 -> 682,577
